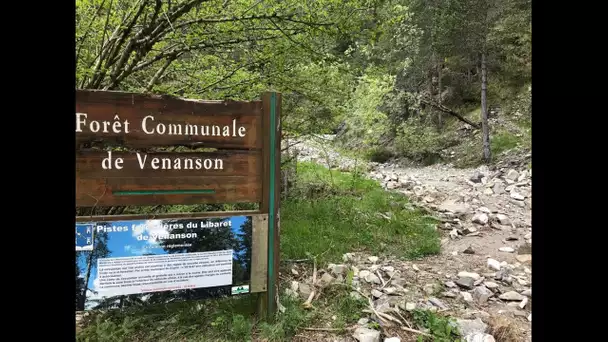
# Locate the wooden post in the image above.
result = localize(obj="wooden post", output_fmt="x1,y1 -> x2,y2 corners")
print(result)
258,92 -> 282,321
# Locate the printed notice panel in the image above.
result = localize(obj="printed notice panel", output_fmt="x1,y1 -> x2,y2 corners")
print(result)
75,216 -> 252,311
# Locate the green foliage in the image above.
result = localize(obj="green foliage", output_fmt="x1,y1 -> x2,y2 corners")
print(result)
76,0 -> 530,169
394,123 -> 451,164
365,146 -> 395,163
412,309 -> 462,342
338,70 -> 395,149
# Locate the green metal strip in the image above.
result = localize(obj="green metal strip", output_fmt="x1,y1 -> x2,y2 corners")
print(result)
267,92 -> 277,315
113,189 -> 215,196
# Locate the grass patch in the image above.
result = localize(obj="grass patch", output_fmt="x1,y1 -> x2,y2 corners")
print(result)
77,296 -> 258,342
77,162 -> 441,341
282,162 -> 441,264
491,131 -> 520,156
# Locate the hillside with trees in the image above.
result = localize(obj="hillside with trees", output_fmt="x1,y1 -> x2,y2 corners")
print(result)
76,1 -> 532,341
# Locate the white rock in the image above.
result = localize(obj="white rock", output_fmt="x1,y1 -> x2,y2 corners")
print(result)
484,281 -> 499,289
506,170 -> 519,181
329,264 -> 348,275
384,338 -> 401,342
383,287 -> 397,295
478,207 -> 491,214
343,253 -> 355,262
352,327 -> 380,342
381,266 -> 395,273
472,213 -> 489,225
405,302 -> 416,311
371,289 -> 384,298
517,171 -> 528,182
368,256 -> 379,263
458,271 -> 481,280
499,291 -> 525,301
493,183 -> 505,194
456,318 -> 488,336
412,265 -> 420,272
284,288 -> 298,298
461,292 -> 473,302
487,258 -> 501,271
365,273 -> 382,285
358,318 -> 370,325
445,281 -> 457,288
519,297 -> 528,309
464,333 -> 496,342
359,270 -> 371,278
495,214 -> 510,225
510,192 -> 525,201
499,247 -> 515,253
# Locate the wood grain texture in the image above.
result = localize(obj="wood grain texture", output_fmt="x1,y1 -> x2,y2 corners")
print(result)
76,175 -> 261,207
257,92 -> 282,320
251,214 -> 269,293
76,90 -> 262,149
75,210 -> 262,222
76,150 -> 261,178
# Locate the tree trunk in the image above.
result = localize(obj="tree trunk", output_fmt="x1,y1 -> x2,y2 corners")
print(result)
437,60 -> 443,129
79,251 -> 94,310
481,51 -> 491,163
428,52 -> 436,126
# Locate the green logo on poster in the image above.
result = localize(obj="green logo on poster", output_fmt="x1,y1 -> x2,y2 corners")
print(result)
231,285 -> 250,295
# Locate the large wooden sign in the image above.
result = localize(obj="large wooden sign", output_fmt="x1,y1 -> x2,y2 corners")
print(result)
75,90 -> 281,320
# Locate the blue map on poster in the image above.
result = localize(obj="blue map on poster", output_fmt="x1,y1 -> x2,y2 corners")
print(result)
76,224 -> 94,251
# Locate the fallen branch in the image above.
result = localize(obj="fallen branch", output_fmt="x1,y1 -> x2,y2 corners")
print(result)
393,308 -> 413,329
281,258 -> 312,263
401,326 -> 433,337
312,259 -> 317,285
362,309 -> 401,325
302,290 -> 315,309
381,271 -> 396,289
420,97 -> 481,129
376,270 -> 386,287
303,326 -> 356,331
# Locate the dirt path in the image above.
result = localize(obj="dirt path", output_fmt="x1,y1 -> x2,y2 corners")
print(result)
288,135 -> 532,342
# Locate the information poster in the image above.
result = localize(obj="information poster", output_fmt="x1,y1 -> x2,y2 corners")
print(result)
75,216 -> 252,311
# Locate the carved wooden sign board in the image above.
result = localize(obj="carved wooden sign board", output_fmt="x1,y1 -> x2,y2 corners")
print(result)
75,90 -> 281,319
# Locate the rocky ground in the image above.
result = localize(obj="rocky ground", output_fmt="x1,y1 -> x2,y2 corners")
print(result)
284,135 -> 532,342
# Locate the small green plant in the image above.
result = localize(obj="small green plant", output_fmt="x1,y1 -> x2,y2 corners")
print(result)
412,309 -> 461,342
257,296 -> 314,341
345,269 -> 355,287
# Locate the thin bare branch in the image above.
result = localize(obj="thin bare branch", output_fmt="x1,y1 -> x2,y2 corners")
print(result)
130,33 -> 299,74
143,54 -> 179,92
76,0 -> 108,63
